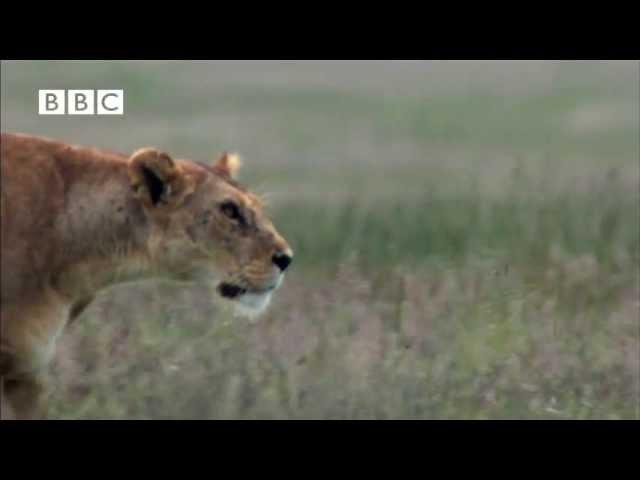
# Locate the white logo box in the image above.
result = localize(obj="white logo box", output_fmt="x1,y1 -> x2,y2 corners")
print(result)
38,90 -> 124,115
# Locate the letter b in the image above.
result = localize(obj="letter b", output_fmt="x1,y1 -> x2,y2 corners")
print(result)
68,90 -> 95,115
38,90 -> 65,115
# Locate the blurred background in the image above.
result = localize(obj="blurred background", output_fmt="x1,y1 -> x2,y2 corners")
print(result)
1,60 -> 638,419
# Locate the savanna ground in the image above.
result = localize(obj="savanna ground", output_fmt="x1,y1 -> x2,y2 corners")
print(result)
1,60 -> 638,419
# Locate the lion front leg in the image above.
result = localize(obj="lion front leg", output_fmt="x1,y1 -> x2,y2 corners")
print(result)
1,347 -> 49,420
1,373 -> 48,420
1,383 -> 17,420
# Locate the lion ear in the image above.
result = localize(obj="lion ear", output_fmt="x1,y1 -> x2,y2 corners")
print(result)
128,148 -> 190,208
213,152 -> 242,179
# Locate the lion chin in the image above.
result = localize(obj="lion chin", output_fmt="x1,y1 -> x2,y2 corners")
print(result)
216,277 -> 282,322
233,291 -> 273,321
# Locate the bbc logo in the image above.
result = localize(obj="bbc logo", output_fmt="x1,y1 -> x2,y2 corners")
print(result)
38,90 -> 124,115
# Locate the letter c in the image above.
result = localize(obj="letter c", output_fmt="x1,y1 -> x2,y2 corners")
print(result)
101,93 -> 119,111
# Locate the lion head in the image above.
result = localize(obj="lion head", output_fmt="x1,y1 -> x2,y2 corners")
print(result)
127,147 -> 293,317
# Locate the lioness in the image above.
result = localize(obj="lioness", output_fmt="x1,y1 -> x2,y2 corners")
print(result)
0,132 -> 293,419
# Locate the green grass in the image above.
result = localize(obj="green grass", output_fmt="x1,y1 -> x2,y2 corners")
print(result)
1,60 -> 638,419
274,168 -> 638,271
46,167 -> 638,419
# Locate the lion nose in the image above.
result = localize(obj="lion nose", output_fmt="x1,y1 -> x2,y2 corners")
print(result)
272,251 -> 293,272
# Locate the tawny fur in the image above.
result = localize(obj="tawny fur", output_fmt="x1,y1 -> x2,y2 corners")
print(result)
0,132 -> 292,419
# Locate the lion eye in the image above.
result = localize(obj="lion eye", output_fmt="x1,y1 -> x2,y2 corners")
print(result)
220,201 -> 243,222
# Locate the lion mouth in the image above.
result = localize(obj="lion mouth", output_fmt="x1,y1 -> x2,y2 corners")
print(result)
217,282 -> 277,300
217,278 -> 283,319
217,282 -> 247,299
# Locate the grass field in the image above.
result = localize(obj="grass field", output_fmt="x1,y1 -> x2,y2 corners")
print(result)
1,60 -> 638,419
